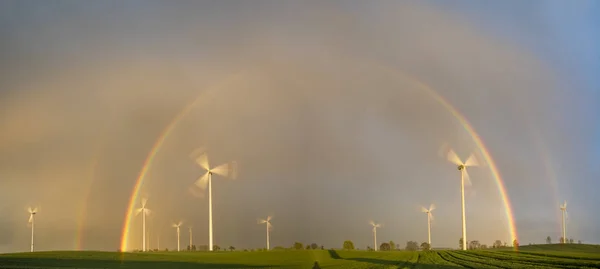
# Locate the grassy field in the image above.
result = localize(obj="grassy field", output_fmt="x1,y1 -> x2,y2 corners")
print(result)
0,244 -> 599,268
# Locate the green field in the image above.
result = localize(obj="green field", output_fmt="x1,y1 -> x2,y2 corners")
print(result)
1,244 -> 599,268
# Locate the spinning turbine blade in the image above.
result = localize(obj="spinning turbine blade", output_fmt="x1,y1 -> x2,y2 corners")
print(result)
464,154 -> 479,167
446,149 -> 463,166
142,198 -> 147,208
211,163 -> 231,178
463,168 -> 473,186
195,172 -> 209,190
135,208 -> 143,215
28,214 -> 33,223
421,207 -> 428,213
195,153 -> 210,171
267,215 -> 272,222
429,204 -> 436,211
258,219 -> 266,224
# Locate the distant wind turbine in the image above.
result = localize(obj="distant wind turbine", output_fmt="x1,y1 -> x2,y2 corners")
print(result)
258,216 -> 272,250
370,221 -> 381,251
445,148 -> 479,250
189,226 -> 193,250
190,149 -> 237,251
173,221 -> 183,252
421,204 -> 435,246
560,201 -> 567,243
27,207 -> 38,252
135,198 -> 151,252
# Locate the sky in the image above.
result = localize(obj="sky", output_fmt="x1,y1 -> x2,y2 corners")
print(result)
0,0 -> 598,253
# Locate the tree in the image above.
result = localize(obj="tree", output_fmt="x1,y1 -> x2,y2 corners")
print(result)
569,238 -> 574,244
459,238 -> 464,249
493,240 -> 502,248
421,242 -> 431,251
321,245 -> 324,250
389,241 -> 396,250
213,245 -> 221,251
405,241 -> 419,251
343,240 -> 355,250
513,239 -> 519,248
469,240 -> 480,250
366,246 -> 372,251
546,236 -> 552,244
578,240 -> 582,244
293,242 -> 304,250
306,245 -> 311,250
560,237 -> 565,244
229,246 -> 235,252
379,243 -> 391,251
396,244 -> 400,250
481,244 -> 488,249
310,243 -> 318,250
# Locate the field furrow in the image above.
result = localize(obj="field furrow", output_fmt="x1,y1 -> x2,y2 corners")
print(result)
464,250 -> 600,268
454,251 -> 567,269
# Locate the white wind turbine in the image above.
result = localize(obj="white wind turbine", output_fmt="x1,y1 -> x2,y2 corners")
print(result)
560,201 -> 567,243
445,148 -> 479,250
27,207 -> 38,252
190,149 -> 237,251
189,226 -> 193,250
421,204 -> 436,246
258,216 -> 272,250
370,221 -> 381,251
173,221 -> 183,252
135,198 -> 151,252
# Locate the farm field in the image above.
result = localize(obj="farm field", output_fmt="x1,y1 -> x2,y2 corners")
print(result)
0,244 -> 598,268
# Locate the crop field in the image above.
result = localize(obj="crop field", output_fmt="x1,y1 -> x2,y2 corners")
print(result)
0,244 -> 598,268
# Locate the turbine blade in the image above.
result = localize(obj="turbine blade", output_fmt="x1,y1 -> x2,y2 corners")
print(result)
421,207 -> 428,213
430,204 -> 436,212
135,208 -> 143,216
145,208 -> 152,216
464,153 -> 479,167
369,220 -> 375,226
447,149 -> 463,166
258,219 -> 266,224
267,216 -> 272,222
195,153 -> 210,171
211,162 -> 231,178
195,172 -> 209,190
142,198 -> 148,208
188,186 -> 205,198
28,215 -> 33,223
27,207 -> 33,214
430,212 -> 435,221
463,168 -> 473,186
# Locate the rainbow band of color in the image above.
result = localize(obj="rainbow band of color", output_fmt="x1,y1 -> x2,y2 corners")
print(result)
119,70 -> 518,251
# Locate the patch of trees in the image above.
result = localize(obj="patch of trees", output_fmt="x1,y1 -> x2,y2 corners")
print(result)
405,241 -> 419,251
379,243 -> 391,251
343,240 -> 355,250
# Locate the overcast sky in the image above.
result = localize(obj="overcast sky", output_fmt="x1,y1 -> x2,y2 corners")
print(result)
0,0 -> 598,253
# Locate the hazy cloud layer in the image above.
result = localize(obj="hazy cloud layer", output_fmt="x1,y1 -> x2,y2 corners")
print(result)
0,0 -> 598,252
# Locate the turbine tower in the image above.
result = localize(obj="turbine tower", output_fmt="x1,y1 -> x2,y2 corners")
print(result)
421,204 -> 435,246
560,201 -> 567,243
173,221 -> 183,252
445,149 -> 479,250
258,216 -> 272,250
190,149 -> 237,251
135,198 -> 151,252
370,221 -> 381,251
27,207 -> 38,252
189,226 -> 193,250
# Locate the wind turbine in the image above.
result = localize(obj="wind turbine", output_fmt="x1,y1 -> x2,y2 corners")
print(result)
370,221 -> 381,251
173,221 -> 182,252
258,216 -> 272,250
135,198 -> 151,252
560,201 -> 567,243
189,226 -> 193,250
445,148 -> 479,250
190,149 -> 237,251
27,207 -> 38,252
421,204 -> 435,246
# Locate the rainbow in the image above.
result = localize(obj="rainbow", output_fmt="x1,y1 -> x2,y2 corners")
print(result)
119,69 -> 518,251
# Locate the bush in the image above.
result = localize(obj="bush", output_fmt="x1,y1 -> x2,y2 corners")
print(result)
343,240 -> 355,250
